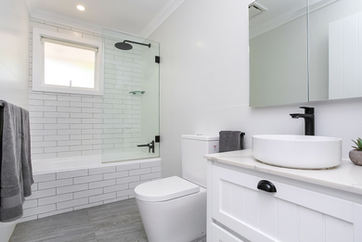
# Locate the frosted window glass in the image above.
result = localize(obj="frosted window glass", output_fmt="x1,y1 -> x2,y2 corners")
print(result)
44,41 -> 96,89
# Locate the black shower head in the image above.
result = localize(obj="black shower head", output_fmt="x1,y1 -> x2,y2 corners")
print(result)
115,41 -> 133,50
114,40 -> 151,50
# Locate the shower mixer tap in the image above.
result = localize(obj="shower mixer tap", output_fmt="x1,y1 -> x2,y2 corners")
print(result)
137,140 -> 155,153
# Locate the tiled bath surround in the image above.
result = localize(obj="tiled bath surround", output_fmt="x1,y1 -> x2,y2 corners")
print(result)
21,18 -> 161,223
28,19 -> 156,159
22,159 -> 161,222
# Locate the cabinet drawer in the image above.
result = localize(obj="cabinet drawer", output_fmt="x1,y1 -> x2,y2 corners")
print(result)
209,164 -> 362,242
210,222 -> 245,242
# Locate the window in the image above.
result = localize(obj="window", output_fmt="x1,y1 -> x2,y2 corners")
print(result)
32,28 -> 104,95
44,40 -> 96,89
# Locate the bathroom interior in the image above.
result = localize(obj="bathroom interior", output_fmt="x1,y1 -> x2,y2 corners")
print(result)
1,0 -> 362,241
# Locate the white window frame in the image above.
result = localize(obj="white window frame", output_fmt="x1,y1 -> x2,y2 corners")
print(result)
32,27 -> 104,95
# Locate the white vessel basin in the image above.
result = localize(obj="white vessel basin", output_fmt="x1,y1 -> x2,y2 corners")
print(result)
252,135 -> 342,169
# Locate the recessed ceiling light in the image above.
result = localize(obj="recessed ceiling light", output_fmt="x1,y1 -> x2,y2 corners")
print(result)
76,4 -> 85,11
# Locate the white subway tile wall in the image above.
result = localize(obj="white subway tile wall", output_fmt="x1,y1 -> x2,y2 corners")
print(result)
28,19 -> 150,159
22,160 -> 161,222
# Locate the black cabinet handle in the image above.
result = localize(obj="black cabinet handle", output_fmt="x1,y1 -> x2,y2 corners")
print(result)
257,180 -> 277,193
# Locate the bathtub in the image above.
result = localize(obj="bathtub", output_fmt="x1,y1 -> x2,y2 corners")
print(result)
32,152 -> 160,174
21,155 -> 162,222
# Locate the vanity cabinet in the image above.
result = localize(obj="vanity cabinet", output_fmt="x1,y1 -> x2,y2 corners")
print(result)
207,161 -> 362,242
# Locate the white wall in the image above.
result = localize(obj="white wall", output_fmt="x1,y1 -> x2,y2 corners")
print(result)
150,0 -> 362,177
0,0 -> 29,108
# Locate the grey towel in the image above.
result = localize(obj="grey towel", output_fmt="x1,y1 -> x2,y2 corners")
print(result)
0,101 -> 33,222
219,131 -> 245,153
20,108 -> 33,197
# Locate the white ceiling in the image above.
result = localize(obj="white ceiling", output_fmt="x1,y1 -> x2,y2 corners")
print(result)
25,0 -> 183,37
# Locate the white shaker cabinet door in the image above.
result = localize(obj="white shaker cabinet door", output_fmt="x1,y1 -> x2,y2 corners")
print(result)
208,163 -> 362,242
210,222 -> 246,242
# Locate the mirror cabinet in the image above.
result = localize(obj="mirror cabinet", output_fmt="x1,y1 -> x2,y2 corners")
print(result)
250,0 -> 362,107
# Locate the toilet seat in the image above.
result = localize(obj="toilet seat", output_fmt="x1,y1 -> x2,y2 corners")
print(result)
135,176 -> 200,202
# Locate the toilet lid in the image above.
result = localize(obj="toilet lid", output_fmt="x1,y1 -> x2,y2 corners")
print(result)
134,176 -> 200,202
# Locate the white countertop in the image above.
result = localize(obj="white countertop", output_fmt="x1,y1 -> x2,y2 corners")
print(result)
205,149 -> 362,196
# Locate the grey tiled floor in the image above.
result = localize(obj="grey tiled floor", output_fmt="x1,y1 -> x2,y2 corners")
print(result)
10,199 -> 148,242
10,198 -> 206,242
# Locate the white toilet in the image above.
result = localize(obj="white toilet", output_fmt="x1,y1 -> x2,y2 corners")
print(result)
135,134 -> 219,242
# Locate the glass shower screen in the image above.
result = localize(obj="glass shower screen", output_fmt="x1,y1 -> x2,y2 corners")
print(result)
101,34 -> 160,163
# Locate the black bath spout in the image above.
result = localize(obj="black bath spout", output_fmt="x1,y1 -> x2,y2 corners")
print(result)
290,107 -> 315,136
137,140 -> 155,153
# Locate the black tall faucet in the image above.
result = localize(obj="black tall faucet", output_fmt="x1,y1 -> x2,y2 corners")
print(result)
290,107 -> 315,136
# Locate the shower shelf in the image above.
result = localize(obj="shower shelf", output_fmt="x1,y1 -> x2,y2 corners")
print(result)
129,90 -> 146,95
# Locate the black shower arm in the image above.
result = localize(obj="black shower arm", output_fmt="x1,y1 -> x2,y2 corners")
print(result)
124,40 -> 151,48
